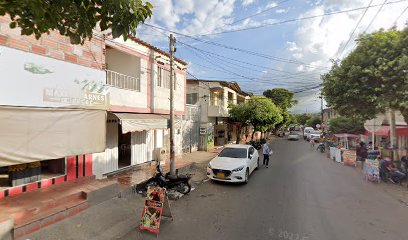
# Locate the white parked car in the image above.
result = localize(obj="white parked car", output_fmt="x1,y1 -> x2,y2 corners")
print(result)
207,144 -> 259,183
308,130 -> 322,141
303,127 -> 314,140
288,131 -> 300,140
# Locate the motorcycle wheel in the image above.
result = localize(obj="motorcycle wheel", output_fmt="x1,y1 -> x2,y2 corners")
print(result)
175,182 -> 191,194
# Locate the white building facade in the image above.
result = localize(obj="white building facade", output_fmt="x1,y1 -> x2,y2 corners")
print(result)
93,36 -> 187,179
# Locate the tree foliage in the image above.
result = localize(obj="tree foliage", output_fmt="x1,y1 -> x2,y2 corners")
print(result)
294,113 -> 312,125
322,28 -> 408,121
328,116 -> 365,134
306,116 -> 321,128
229,97 -> 283,138
263,88 -> 298,110
0,0 -> 153,44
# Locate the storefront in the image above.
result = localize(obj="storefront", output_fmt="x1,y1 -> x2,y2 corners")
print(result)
365,125 -> 408,158
92,113 -> 169,178
0,44 -> 108,198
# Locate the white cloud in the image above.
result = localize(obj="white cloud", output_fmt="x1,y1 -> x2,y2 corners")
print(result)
266,2 -> 278,8
275,8 -> 288,14
242,0 -> 256,7
287,0 -> 408,112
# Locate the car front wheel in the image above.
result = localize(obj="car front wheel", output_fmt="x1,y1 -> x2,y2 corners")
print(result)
244,168 -> 249,184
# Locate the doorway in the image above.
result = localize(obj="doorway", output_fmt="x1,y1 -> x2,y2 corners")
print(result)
118,127 -> 132,169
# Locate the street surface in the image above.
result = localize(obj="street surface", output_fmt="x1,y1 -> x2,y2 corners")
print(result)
124,138 -> 408,240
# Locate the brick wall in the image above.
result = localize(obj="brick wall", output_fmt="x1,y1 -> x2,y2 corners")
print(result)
0,15 -> 105,70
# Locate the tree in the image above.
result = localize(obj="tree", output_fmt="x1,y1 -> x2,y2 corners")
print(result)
306,116 -> 321,128
328,116 -> 365,134
294,113 -> 312,126
275,111 -> 296,129
0,0 -> 153,44
263,88 -> 298,110
322,28 -> 408,121
229,97 -> 283,140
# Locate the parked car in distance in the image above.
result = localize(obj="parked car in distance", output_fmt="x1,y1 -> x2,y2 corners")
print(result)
288,131 -> 300,140
303,127 -> 314,140
207,144 -> 259,183
308,130 -> 322,141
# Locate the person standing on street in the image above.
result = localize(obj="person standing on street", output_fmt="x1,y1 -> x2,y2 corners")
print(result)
263,142 -> 273,168
310,138 -> 315,150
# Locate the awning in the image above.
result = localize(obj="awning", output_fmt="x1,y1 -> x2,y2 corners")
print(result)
366,125 -> 408,137
0,107 -> 106,167
333,133 -> 360,138
113,113 -> 169,134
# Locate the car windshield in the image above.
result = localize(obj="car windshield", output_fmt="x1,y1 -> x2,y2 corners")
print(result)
218,148 -> 247,158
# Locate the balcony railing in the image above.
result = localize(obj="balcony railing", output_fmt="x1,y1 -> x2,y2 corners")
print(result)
106,70 -> 140,91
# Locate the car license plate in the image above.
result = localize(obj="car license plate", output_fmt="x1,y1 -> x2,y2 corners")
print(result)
216,172 -> 225,179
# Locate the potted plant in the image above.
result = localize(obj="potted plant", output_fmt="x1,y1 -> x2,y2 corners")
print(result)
8,164 -> 27,186
27,162 -> 41,182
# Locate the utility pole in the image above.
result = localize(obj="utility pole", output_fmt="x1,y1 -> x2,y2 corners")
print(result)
169,34 -> 176,177
389,109 -> 399,161
318,93 -> 323,127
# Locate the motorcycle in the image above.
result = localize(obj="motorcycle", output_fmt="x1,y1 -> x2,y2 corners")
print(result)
147,164 -> 192,194
248,140 -> 262,150
316,143 -> 325,153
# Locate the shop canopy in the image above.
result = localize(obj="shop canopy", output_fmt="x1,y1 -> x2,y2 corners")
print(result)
0,107 -> 106,167
112,113 -> 169,134
365,125 -> 408,137
333,133 -> 360,138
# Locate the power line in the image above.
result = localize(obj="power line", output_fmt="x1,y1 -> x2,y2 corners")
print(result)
144,24 -> 330,70
230,0 -> 290,25
177,39 -> 326,79
336,0 -> 375,59
196,0 -> 408,36
394,5 -> 408,25
184,44 -> 322,90
364,0 -> 388,33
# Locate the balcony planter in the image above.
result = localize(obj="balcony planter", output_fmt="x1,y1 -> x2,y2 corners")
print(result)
27,162 -> 41,182
8,164 -> 27,187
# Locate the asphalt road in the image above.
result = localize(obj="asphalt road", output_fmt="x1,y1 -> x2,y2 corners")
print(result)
124,137 -> 408,240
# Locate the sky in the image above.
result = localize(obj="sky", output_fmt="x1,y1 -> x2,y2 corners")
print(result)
137,0 -> 408,113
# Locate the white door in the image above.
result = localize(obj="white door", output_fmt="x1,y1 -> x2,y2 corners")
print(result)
131,131 -> 147,165
104,121 -> 119,173
131,130 -> 156,165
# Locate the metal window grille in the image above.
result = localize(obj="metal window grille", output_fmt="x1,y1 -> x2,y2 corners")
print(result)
106,70 -> 140,91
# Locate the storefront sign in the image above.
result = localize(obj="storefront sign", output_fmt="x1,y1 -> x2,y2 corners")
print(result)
140,186 -> 172,236
0,46 -> 108,109
343,150 -> 357,167
199,126 -> 207,135
363,159 -> 380,182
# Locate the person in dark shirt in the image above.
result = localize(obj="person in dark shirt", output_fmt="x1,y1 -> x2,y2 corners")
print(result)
401,151 -> 408,174
383,157 -> 406,183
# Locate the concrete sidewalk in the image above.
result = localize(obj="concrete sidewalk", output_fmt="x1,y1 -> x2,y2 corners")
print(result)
1,149 -> 221,240
19,149 -> 221,240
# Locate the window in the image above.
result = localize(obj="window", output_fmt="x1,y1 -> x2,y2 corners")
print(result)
248,147 -> 255,158
218,148 -> 247,158
186,93 -> 198,105
157,67 -> 171,89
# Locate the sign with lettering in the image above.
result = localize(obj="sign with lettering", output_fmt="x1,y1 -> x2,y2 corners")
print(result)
139,186 -> 172,236
0,46 -> 109,109
343,150 -> 357,167
363,159 -> 380,182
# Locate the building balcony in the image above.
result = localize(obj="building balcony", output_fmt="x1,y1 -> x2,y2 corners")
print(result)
106,69 -> 140,92
208,104 -> 229,118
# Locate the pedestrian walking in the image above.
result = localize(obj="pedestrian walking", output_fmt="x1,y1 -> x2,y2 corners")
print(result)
310,138 -> 315,150
263,143 -> 273,168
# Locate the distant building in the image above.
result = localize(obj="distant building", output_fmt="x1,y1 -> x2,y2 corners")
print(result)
322,108 -> 338,125
186,79 -> 250,150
